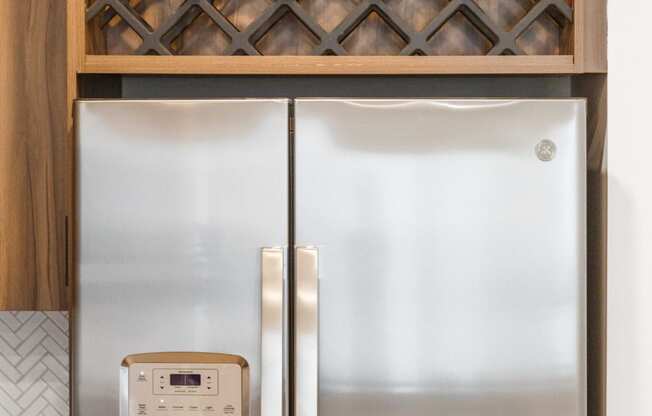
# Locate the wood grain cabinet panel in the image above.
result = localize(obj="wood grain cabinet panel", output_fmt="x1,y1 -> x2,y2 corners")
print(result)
0,1 -> 69,310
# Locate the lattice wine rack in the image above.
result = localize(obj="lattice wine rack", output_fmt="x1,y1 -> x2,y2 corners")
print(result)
67,0 -> 600,74
85,0 -> 574,57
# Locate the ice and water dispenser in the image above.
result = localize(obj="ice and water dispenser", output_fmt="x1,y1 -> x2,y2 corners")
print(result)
120,353 -> 249,416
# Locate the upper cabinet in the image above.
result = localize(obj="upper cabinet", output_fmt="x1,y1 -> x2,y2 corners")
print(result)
71,0 -> 606,74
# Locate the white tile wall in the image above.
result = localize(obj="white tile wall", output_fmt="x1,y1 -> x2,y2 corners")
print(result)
0,312 -> 69,416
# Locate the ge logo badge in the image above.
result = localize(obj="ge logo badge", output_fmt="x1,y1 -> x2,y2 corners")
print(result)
536,139 -> 557,162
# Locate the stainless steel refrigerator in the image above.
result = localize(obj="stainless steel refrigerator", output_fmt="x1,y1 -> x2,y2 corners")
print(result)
76,99 -> 586,416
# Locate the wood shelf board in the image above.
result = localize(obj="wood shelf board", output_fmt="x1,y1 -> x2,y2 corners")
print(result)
82,55 -> 577,75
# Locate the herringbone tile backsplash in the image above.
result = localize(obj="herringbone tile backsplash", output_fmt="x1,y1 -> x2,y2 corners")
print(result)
0,312 -> 69,416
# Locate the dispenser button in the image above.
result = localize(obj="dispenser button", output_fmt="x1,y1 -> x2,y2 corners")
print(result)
156,399 -> 167,411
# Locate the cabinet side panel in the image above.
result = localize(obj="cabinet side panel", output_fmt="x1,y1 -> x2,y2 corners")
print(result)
0,0 -> 68,310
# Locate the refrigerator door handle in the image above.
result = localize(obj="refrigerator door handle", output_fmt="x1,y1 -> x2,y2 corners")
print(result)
295,246 -> 319,416
261,247 -> 285,416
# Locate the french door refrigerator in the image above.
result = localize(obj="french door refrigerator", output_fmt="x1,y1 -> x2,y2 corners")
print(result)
75,99 -> 586,416
75,100 -> 289,416
293,99 -> 586,416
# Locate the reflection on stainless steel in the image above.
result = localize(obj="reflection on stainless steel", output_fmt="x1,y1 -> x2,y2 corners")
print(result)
295,247 -> 319,416
75,100 -> 288,416
295,99 -> 586,416
261,248 -> 285,416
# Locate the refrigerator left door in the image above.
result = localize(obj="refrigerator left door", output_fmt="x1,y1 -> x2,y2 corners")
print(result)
75,100 -> 289,416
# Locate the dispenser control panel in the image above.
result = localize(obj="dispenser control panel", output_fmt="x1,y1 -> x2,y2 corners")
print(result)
122,353 -> 248,416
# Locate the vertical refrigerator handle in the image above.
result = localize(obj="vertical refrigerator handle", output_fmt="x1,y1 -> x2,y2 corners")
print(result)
261,247 -> 285,416
295,246 -> 319,416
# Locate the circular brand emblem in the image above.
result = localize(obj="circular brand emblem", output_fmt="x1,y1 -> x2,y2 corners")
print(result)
536,139 -> 556,162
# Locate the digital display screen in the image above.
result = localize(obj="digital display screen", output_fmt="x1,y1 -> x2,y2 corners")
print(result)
170,374 -> 201,386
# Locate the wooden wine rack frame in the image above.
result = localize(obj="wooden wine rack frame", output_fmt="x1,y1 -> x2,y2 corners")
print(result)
69,0 -> 606,74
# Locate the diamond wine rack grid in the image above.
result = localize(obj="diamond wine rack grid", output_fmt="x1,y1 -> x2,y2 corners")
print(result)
69,0 -> 605,74
85,0 -> 573,56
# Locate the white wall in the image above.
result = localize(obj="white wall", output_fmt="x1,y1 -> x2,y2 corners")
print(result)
608,2 -> 652,415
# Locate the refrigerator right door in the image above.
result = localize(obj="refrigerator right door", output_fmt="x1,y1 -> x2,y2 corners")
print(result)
294,99 -> 586,416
